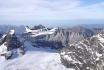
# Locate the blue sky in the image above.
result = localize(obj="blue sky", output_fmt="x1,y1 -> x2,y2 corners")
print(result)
0,0 -> 104,26
82,0 -> 103,5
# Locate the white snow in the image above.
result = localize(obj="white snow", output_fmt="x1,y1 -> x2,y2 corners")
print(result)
97,34 -> 104,43
0,43 -> 7,55
0,43 -> 7,63
96,52 -> 102,61
0,41 -> 74,70
9,30 -> 15,35
1,34 -> 7,39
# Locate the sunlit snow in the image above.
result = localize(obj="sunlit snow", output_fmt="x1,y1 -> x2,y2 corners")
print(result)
0,41 -> 74,70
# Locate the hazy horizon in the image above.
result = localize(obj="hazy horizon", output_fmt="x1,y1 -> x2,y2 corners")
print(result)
0,0 -> 104,26
0,19 -> 104,27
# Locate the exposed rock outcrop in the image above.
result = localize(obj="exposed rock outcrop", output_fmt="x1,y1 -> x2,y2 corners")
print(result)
60,33 -> 104,70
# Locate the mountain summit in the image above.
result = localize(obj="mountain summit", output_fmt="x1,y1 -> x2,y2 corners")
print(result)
60,33 -> 104,70
0,30 -> 25,59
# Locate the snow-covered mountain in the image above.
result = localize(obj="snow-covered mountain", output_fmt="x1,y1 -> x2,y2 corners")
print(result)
0,41 -> 74,70
0,25 -> 104,70
0,29 -> 74,70
60,33 -> 104,70
0,30 -> 25,60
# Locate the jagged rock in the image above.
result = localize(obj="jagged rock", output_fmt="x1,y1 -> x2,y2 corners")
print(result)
43,26 -> 94,48
60,33 -> 104,70
23,26 -> 94,49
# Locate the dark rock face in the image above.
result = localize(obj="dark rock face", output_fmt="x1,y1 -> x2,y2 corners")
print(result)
60,33 -> 104,70
32,40 -> 64,49
5,34 -> 22,51
0,30 -> 25,59
0,33 -> 3,38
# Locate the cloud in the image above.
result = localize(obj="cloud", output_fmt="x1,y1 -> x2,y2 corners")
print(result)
0,0 -> 104,21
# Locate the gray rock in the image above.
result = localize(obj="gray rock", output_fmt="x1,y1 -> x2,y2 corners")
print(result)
60,33 -> 104,70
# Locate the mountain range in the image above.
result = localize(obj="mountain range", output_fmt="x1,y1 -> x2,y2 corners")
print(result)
0,24 -> 104,70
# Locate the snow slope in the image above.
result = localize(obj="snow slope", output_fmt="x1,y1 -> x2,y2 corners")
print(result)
0,41 -> 74,70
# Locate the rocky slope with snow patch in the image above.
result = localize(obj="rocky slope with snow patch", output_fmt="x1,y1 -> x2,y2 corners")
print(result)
60,33 -> 104,70
0,30 -> 25,60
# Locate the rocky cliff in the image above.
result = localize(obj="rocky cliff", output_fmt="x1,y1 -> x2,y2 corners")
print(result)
60,33 -> 104,70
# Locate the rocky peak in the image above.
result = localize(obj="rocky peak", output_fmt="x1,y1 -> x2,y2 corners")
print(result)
0,30 -> 25,59
60,33 -> 104,70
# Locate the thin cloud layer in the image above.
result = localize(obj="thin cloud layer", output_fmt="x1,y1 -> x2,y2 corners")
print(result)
0,0 -> 104,21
